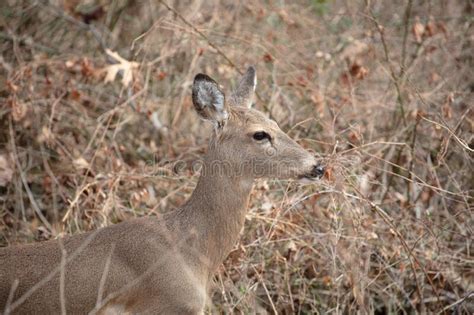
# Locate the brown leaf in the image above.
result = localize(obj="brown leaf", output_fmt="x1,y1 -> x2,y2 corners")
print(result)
6,80 -> 19,93
340,73 -> 350,86
310,92 -> 324,115
436,22 -> 448,39
70,89 -> 81,101
442,93 -> 453,119
0,154 -> 13,187
349,61 -> 368,80
156,71 -> 167,81
278,9 -> 296,26
425,16 -> 437,37
413,17 -> 425,43
421,188 -> 433,204
296,75 -> 308,87
322,275 -> 332,286
37,126 -> 55,145
65,60 -> 75,69
81,58 -> 95,77
263,53 -> 274,63
104,50 -> 139,87
73,157 -> 90,170
339,40 -> 369,62
429,72 -> 441,84
9,98 -> 28,122
323,166 -> 334,182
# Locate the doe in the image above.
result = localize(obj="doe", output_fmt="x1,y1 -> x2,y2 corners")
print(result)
0,67 -> 324,314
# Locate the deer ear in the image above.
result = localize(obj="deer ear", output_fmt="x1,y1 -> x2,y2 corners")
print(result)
230,66 -> 257,108
192,73 -> 228,127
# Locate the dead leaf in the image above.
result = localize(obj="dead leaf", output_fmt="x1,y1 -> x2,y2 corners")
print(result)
6,80 -> 19,93
37,126 -> 55,144
263,53 -> 274,63
359,172 -> 371,196
323,166 -> 334,182
261,201 -> 273,212
310,91 -> 324,106
367,232 -> 378,240
349,61 -> 368,80
65,60 -> 75,68
322,275 -> 332,286
156,71 -> 167,81
0,154 -> 13,187
437,22 -> 448,39
73,157 -> 90,170
70,89 -> 81,101
81,58 -> 95,77
339,39 -> 369,62
104,49 -> 139,87
442,93 -> 453,119
429,72 -> 441,84
421,188 -> 433,204
9,98 -> 28,122
425,16 -> 436,37
284,240 -> 297,259
311,91 -> 324,116
413,16 -> 425,43
296,75 -> 308,87
278,9 -> 296,26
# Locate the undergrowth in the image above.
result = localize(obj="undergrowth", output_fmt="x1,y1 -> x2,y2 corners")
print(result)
0,0 -> 472,313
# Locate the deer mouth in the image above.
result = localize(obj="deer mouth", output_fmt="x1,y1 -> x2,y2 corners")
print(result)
299,164 -> 325,182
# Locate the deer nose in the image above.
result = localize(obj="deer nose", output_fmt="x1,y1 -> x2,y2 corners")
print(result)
311,164 -> 325,179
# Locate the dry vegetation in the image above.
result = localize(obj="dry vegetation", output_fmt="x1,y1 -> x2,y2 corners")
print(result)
0,0 -> 473,313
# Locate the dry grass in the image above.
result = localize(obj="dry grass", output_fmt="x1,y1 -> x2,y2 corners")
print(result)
0,0 -> 473,313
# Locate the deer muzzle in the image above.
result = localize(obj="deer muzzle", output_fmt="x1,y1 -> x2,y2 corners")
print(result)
300,164 -> 325,181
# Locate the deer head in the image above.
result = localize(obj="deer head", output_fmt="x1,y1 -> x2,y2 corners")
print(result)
192,66 -> 324,181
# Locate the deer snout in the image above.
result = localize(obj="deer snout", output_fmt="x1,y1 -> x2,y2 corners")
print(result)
300,163 -> 325,180
311,164 -> 325,179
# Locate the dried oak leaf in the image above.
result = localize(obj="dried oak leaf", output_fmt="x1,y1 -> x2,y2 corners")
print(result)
104,49 -> 139,87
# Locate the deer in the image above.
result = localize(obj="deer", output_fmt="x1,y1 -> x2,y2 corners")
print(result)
0,66 -> 325,314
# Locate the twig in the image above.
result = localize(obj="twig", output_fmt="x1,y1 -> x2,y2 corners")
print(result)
157,0 -> 272,115
39,0 -> 109,53
436,292 -> 474,315
421,114 -> 473,153
365,7 -> 408,127
406,116 -> 420,201
0,31 -> 58,54
9,118 -> 53,233
400,0 -> 413,77
158,0 -> 239,72
252,265 -> 278,315
347,184 -> 442,309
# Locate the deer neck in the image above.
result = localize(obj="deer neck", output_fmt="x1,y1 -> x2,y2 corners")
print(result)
180,154 -> 254,271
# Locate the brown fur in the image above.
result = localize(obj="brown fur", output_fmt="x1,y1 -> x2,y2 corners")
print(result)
0,67 -> 320,314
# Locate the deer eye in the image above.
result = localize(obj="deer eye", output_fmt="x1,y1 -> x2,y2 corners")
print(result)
253,131 -> 271,141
